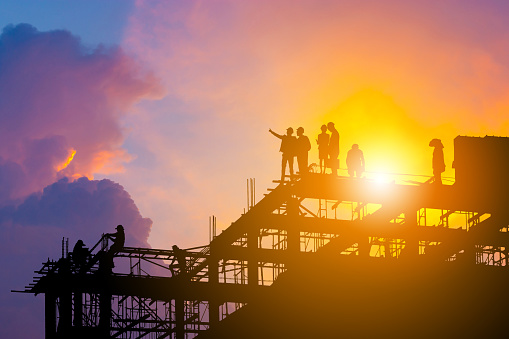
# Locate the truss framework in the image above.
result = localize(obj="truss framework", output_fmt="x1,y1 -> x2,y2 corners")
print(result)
17,173 -> 509,338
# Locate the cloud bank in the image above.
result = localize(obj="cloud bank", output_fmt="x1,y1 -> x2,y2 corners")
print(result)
1,177 -> 152,338
0,23 -> 161,203
0,24 -> 159,338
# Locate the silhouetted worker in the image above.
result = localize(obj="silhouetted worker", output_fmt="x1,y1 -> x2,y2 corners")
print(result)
429,139 -> 445,184
106,225 -> 125,255
327,122 -> 339,176
72,239 -> 89,268
316,125 -> 329,174
346,144 -> 365,178
296,127 -> 311,175
172,245 -> 188,276
269,127 -> 297,181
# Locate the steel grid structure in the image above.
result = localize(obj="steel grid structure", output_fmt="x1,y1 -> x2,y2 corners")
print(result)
16,174 -> 509,338
15,136 -> 509,338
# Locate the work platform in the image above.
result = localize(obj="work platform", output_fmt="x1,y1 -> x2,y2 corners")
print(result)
15,136 -> 509,338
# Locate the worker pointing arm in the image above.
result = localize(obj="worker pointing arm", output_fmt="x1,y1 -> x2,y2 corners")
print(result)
269,128 -> 283,139
269,127 -> 296,181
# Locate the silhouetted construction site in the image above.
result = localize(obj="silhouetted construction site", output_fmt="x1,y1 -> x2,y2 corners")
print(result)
15,135 -> 509,338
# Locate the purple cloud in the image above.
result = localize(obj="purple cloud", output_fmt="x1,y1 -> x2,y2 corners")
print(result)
11,177 -> 151,247
0,23 -> 162,204
0,23 -> 160,338
1,177 -> 152,338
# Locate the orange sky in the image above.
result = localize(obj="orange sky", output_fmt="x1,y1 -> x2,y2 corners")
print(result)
96,0 -> 509,249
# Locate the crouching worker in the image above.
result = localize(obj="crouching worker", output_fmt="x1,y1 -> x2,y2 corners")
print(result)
72,239 -> 89,269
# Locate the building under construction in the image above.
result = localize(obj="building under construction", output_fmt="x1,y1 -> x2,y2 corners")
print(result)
15,135 -> 509,338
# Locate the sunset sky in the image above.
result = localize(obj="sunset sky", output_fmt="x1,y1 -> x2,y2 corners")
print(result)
2,1 -> 509,337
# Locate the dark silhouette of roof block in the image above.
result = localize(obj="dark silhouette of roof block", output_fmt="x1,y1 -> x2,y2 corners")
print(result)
454,135 -> 509,193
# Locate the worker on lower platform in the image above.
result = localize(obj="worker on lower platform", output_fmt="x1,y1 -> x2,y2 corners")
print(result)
171,245 -> 188,276
346,144 -> 365,178
106,224 -> 125,255
72,239 -> 89,268
103,225 -> 125,269
429,139 -> 445,184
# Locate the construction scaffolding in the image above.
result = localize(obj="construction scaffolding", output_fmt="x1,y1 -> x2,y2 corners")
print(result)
15,135 -> 509,338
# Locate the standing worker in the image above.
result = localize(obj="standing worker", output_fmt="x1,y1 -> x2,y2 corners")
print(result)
296,127 -> 311,175
429,139 -> 445,184
316,125 -> 329,174
327,122 -> 340,176
346,144 -> 365,178
269,127 -> 297,181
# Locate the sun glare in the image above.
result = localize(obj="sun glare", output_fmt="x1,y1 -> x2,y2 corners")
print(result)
370,172 -> 392,184
302,89 -> 452,181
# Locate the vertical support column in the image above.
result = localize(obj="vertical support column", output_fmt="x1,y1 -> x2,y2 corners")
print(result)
175,297 -> 185,339
248,226 -> 258,287
73,291 -> 82,328
404,209 -> 419,258
57,291 -> 72,336
208,247 -> 219,329
45,293 -> 57,339
358,236 -> 370,258
99,292 -> 111,337
286,198 -> 300,269
463,241 -> 476,264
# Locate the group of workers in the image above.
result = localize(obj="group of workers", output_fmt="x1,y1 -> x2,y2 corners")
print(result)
269,127 -> 311,180
67,136 -> 446,272
269,122 -> 365,180
270,124 -> 446,184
